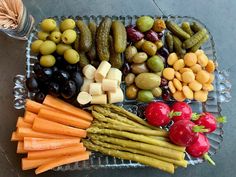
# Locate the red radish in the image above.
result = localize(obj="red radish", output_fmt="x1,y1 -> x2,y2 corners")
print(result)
169,120 -> 208,146
186,133 -> 215,165
145,102 -> 181,126
193,112 -> 226,133
171,102 -> 192,122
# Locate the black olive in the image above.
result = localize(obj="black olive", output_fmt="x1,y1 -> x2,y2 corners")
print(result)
55,55 -> 67,68
33,62 -> 43,75
71,72 -> 83,91
53,70 -> 70,85
34,92 -> 45,103
61,80 -> 77,99
48,82 -> 60,97
37,68 -> 53,82
51,66 -> 59,73
26,76 -> 39,93
65,64 -> 77,74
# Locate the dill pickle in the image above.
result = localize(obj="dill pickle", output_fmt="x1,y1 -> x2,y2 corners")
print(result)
111,20 -> 127,53
181,22 -> 194,36
190,34 -> 209,52
87,21 -> 98,67
96,17 -> 112,61
109,36 -> 123,69
173,35 -> 186,58
76,20 -> 92,52
165,32 -> 174,53
74,35 -> 79,51
166,20 -> 190,40
190,22 -> 204,33
182,29 -> 207,49
78,51 -> 89,67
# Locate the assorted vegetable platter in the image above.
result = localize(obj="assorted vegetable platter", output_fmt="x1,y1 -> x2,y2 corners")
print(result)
12,15 -> 230,174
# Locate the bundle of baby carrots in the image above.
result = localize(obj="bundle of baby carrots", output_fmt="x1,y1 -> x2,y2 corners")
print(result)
11,95 -> 93,174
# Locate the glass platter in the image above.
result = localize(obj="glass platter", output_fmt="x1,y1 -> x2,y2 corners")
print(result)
13,15 -> 232,171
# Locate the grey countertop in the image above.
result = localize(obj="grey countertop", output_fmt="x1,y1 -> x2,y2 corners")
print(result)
0,0 -> 235,177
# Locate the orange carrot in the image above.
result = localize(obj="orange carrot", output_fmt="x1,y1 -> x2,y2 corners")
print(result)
17,127 -> 76,139
25,99 -> 56,114
43,95 -> 93,121
22,157 -> 56,170
24,111 -> 37,124
16,117 -> 32,128
11,131 -> 23,141
35,151 -> 90,174
38,108 -> 91,129
24,137 -> 81,151
27,144 -> 85,159
17,141 -> 27,154
32,117 -> 87,138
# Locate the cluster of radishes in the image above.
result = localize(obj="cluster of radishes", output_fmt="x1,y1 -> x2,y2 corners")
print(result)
145,101 -> 226,164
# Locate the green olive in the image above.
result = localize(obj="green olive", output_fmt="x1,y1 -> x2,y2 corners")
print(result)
137,90 -> 154,102
40,55 -> 56,67
40,18 -> 57,32
155,40 -> 163,50
147,55 -> 164,72
132,52 -> 148,64
61,29 -> 77,44
151,87 -> 162,97
141,41 -> 157,56
64,49 -> 80,64
37,31 -> 49,40
135,73 -> 161,90
31,40 -> 43,53
125,46 -> 137,63
125,73 -> 135,86
39,40 -> 56,55
134,39 -> 145,49
56,43 -> 72,55
126,85 -> 139,99
60,19 -> 76,32
49,31 -> 61,44
131,63 -> 149,74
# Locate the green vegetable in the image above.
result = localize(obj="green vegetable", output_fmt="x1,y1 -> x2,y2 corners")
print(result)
165,32 -> 174,53
91,122 -> 168,137
190,22 -> 204,33
166,20 -> 190,40
109,36 -> 123,69
96,17 -> 112,61
87,134 -> 185,160
90,138 -> 187,168
83,139 -> 175,174
78,52 -> 89,67
182,29 -> 207,49
137,90 -> 154,102
172,35 -> 186,58
190,34 -> 209,52
111,20 -> 127,53
135,73 -> 161,90
181,22 -> 194,36
87,127 -> 185,152
77,20 -> 92,52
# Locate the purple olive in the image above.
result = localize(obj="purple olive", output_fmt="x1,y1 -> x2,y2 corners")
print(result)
126,25 -> 144,43
157,32 -> 163,39
122,62 -> 131,76
145,30 -> 159,42
161,78 -> 168,87
157,47 -> 169,60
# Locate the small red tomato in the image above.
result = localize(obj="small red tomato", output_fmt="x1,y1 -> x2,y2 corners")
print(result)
193,112 -> 226,133
169,120 -> 208,146
145,102 -> 171,126
171,102 -> 192,122
186,133 -> 209,157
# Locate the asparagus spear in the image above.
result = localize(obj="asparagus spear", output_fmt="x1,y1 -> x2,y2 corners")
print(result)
92,122 -> 168,137
93,106 -> 149,129
87,127 -> 185,152
103,104 -> 162,130
88,134 -> 185,160
83,140 -> 175,174
91,138 -> 187,168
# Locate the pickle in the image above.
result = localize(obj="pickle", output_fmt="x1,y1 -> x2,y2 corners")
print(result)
173,35 -> 186,58
109,36 -> 123,69
182,29 -> 207,49
96,17 -> 112,61
190,22 -> 204,33
111,20 -> 127,53
165,32 -> 174,53
79,51 -> 89,67
181,22 -> 194,36
87,21 -> 98,67
166,20 -> 190,40
190,34 -> 209,52
76,20 -> 92,52
74,35 -> 79,51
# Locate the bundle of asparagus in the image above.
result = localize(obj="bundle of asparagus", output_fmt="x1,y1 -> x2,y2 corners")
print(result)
83,104 -> 188,174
